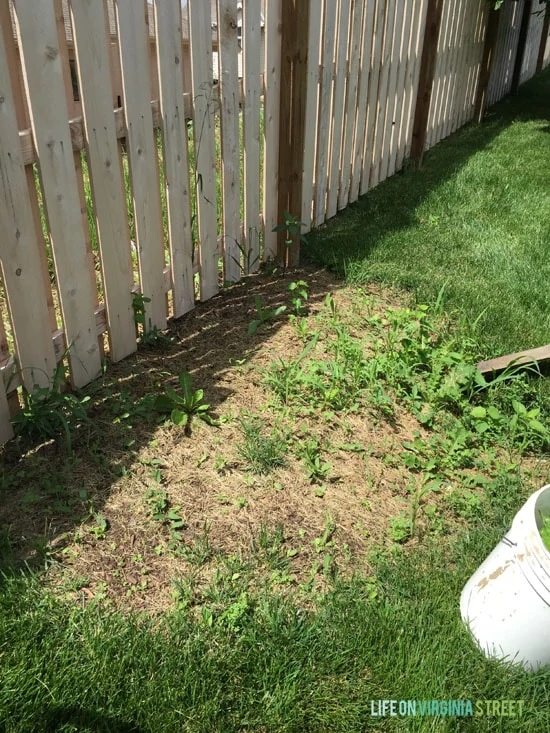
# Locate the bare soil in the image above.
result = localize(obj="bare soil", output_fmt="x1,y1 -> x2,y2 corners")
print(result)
0,266 -> 481,613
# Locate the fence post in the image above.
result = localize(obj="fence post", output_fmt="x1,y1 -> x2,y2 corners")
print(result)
277,0 -> 310,268
536,2 -> 550,72
511,0 -> 533,93
410,0 -> 444,168
474,6 -> 501,123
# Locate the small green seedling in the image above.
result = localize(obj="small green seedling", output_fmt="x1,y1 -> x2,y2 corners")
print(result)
248,295 -> 287,335
154,371 -> 218,436
132,293 -> 175,348
272,211 -> 308,274
288,280 -> 309,316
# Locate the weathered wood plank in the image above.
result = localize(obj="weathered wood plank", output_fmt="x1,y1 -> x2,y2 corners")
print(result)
188,0 -> 219,300
387,0 -> 414,178
349,0 -> 375,203
0,19 -> 57,395
337,0 -> 363,211
71,0 -> 137,361
360,0 -> 386,195
14,0 -> 102,388
217,0 -> 242,280
369,0 -> 396,189
243,0 -> 262,272
314,0 -> 337,225
263,0 -> 282,256
478,345 -> 550,376
116,0 -> 167,329
377,0 -> 403,184
0,0 -> 57,340
410,0 -> 443,165
300,0 -> 321,233
277,0 -> 309,266
400,0 -> 428,167
153,0 -> 195,315
326,0 -> 350,219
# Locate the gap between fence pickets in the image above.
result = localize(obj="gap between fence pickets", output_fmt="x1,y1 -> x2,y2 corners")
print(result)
18,91 -> 212,166
0,213 -> 266,395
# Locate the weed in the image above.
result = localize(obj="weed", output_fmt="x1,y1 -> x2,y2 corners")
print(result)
10,362 -> 91,453
132,293 -> 175,348
297,439 -> 332,484
229,238 -> 260,277
154,371 -> 218,436
248,295 -> 287,335
272,210 -> 308,274
288,280 -> 309,315
237,415 -> 287,474
87,512 -> 108,540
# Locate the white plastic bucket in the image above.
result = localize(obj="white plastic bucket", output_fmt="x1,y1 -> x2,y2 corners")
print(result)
460,484 -> 550,671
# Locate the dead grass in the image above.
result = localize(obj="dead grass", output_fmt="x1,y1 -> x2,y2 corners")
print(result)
0,266 -> 514,613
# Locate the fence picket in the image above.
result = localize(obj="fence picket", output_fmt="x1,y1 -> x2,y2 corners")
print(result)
301,2 -> 322,232
350,0 -> 375,203
378,0 -> 403,184
116,0 -> 167,329
188,0 -> 219,301
263,0 -> 282,258
401,0 -> 428,166
243,0 -> 262,272
153,0 -> 195,316
369,0 -> 396,189
338,0 -> 363,210
360,0 -> 386,195
0,24 -> 56,392
326,0 -> 350,219
314,0 -> 337,225
71,0 -> 137,361
217,0 -> 242,281
14,0 -> 102,388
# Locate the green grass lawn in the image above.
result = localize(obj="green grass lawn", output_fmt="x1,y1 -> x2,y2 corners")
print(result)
3,73 -> 550,733
303,68 -> 550,358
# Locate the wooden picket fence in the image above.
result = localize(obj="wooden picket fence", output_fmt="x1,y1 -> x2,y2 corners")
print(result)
0,0 -> 548,444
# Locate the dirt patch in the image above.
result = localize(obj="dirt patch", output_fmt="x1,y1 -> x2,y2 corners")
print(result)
0,266 -> 514,613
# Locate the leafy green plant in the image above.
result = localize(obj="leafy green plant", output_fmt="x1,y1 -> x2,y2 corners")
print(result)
237,415 -> 287,474
154,371 -> 218,436
248,295 -> 287,335
229,238 -> 261,278
88,512 -> 108,540
298,439 -> 332,484
272,210 -> 308,273
10,362 -> 91,453
132,293 -> 175,348
288,280 -> 309,316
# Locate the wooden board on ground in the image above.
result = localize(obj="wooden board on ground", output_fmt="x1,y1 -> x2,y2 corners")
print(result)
153,0 -> 195,316
477,345 -> 550,376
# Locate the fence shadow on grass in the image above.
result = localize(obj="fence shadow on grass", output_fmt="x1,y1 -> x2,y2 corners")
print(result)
303,69 -> 550,286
